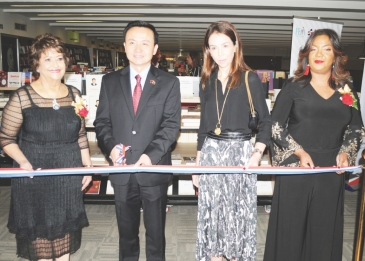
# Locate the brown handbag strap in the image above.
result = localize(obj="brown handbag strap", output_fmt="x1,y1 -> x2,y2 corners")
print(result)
245,71 -> 255,114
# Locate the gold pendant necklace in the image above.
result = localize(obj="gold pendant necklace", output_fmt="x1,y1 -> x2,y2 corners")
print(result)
215,78 -> 230,135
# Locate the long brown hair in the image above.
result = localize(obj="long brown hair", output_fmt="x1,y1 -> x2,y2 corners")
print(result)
201,21 -> 251,90
293,28 -> 350,89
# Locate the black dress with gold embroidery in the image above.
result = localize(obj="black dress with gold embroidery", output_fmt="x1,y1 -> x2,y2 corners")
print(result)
270,81 -> 362,167
264,80 -> 363,261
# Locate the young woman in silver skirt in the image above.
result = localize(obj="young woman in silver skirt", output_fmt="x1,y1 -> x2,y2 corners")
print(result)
192,21 -> 271,261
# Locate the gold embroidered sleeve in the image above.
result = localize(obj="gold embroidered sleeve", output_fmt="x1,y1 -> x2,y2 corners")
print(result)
338,126 -> 364,166
271,121 -> 302,166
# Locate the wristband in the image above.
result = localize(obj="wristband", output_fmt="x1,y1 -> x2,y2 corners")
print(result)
252,148 -> 263,155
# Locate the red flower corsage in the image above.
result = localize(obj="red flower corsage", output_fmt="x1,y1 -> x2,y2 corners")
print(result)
338,84 -> 358,110
72,95 -> 89,118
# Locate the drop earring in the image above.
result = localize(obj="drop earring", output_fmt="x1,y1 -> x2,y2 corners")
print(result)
331,64 -> 335,79
303,64 -> 310,76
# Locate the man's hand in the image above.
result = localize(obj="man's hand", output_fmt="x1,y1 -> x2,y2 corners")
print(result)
110,146 -> 122,166
135,154 -> 152,166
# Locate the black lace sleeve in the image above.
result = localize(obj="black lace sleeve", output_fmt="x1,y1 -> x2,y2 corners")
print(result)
0,90 -> 23,148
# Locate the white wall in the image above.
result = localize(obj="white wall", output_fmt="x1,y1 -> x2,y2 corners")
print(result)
0,9 -> 96,47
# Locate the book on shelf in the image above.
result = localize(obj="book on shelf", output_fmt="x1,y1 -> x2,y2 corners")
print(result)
177,131 -> 197,143
183,156 -> 196,166
0,71 -> 7,87
87,132 -> 97,142
181,122 -> 200,128
181,105 -> 201,116
187,107 -> 201,115
90,151 -> 106,162
106,180 -> 114,195
260,154 -> 270,166
171,154 -> 183,165
256,70 -> 274,90
275,71 -> 286,79
181,115 -> 200,121
84,180 -> 101,194
7,72 -> 22,88
178,179 -> 196,195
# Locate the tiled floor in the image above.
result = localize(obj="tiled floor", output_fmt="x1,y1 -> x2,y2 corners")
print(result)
0,186 -> 363,261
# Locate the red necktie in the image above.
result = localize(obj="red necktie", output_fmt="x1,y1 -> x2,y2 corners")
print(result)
133,74 -> 142,114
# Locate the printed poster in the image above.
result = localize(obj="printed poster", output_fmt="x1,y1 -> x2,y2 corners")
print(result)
290,18 -> 343,76
85,74 -> 103,124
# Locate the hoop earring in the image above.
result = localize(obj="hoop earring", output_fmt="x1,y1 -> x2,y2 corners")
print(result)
303,64 -> 310,76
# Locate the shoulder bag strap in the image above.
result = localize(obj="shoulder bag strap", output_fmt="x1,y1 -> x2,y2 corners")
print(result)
245,71 -> 255,114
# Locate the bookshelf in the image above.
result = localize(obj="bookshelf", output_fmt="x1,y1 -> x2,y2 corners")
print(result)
65,44 -> 90,66
116,52 -> 129,68
18,37 -> 33,72
95,49 -> 113,69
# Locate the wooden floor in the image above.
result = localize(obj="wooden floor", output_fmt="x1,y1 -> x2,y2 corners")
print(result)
0,185 -> 363,261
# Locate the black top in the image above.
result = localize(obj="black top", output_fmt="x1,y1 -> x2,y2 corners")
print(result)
197,70 -> 271,150
189,66 -> 202,77
271,80 -> 363,166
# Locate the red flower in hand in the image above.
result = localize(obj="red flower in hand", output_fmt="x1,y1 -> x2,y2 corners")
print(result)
341,93 -> 353,106
78,107 -> 89,117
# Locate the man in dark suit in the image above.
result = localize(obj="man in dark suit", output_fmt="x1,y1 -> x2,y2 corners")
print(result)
94,21 -> 181,261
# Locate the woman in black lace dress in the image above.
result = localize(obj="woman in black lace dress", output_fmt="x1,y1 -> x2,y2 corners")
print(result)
264,29 -> 363,261
0,34 -> 92,261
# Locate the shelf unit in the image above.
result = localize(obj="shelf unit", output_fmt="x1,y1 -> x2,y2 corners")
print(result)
94,49 -> 113,69
65,44 -> 91,66
18,37 -> 33,72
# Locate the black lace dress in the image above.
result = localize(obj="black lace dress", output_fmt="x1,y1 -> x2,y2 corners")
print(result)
0,85 -> 89,260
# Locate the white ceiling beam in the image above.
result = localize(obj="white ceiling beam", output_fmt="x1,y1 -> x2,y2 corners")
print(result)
4,8 -> 365,20
4,0 -> 365,10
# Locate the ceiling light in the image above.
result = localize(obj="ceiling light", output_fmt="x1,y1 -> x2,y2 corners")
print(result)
55,20 -> 102,23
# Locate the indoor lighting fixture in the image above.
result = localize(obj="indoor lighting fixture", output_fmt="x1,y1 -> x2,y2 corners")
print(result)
357,37 -> 365,60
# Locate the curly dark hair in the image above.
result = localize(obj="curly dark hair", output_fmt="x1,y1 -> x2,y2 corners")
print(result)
293,28 -> 350,89
30,33 -> 70,78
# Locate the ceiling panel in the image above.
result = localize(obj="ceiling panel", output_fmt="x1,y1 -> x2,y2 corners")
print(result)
1,0 -> 364,51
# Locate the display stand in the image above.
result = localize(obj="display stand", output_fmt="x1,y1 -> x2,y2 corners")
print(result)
354,167 -> 365,261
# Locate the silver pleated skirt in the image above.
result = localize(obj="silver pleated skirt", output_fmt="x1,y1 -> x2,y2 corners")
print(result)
196,136 -> 256,261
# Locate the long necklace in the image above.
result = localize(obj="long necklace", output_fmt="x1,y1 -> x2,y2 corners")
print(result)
215,79 -> 230,135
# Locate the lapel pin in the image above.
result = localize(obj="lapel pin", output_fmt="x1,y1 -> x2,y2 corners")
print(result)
150,79 -> 156,85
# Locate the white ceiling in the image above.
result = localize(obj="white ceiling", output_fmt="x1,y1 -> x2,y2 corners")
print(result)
1,0 -> 365,53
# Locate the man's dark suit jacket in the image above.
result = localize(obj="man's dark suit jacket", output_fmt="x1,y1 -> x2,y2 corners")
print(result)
94,65 -> 181,187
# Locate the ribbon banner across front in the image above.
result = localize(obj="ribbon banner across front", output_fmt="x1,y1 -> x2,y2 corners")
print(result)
0,165 -> 361,178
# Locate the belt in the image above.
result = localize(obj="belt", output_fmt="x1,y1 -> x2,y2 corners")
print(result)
207,131 -> 251,141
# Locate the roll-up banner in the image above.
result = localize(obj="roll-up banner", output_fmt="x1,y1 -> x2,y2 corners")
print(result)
289,17 -> 343,76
